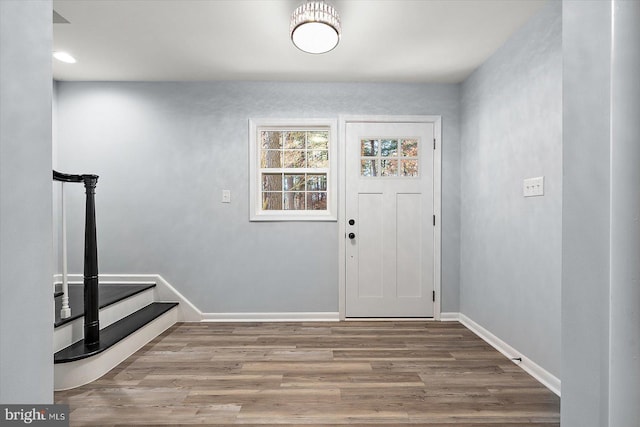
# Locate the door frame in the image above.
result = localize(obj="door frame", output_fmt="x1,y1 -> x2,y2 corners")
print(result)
338,115 -> 442,320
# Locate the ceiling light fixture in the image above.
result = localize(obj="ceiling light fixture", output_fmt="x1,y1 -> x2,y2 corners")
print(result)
290,0 -> 341,54
53,51 -> 76,64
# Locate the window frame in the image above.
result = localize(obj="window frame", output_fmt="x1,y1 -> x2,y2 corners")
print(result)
249,118 -> 338,221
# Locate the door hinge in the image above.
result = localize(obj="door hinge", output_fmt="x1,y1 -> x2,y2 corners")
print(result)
432,291 -> 436,302
433,215 -> 436,226
433,138 -> 436,150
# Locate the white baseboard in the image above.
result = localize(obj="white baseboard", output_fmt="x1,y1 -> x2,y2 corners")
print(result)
151,275 -> 201,322
439,312 -> 460,321
344,317 -> 435,321
53,274 -> 339,323
457,313 -> 561,397
202,312 -> 340,322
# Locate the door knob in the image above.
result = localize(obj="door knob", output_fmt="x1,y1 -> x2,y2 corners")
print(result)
348,232 -> 356,239
349,219 -> 355,225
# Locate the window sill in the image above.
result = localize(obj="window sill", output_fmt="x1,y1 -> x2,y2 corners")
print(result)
250,212 -> 337,222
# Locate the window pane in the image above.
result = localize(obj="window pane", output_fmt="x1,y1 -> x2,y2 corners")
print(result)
283,174 -> 305,191
283,150 -> 306,168
381,159 -> 398,176
308,150 -> 328,168
308,131 -> 329,150
380,139 -> 398,157
306,174 -> 327,191
262,192 -> 282,210
284,131 -> 305,149
401,139 -> 418,157
307,192 -> 327,210
361,159 -> 377,177
261,150 -> 282,168
261,131 -> 282,149
401,160 -> 419,177
262,173 -> 282,191
283,192 -> 305,210
361,139 -> 378,157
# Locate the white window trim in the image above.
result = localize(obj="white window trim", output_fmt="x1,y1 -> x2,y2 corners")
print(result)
249,118 -> 338,221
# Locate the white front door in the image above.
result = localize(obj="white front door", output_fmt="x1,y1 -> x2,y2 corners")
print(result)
345,121 -> 435,317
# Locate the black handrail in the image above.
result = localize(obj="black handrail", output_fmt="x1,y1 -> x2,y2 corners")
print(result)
53,170 -> 83,183
53,170 -> 100,349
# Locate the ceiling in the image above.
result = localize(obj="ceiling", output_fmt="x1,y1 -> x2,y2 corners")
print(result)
52,0 -> 547,83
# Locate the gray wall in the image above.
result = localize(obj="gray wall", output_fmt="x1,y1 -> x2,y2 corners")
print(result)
460,1 -> 562,377
55,82 -> 460,313
561,1 -> 612,425
0,0 -> 53,403
609,2 -> 640,424
562,0 -> 640,425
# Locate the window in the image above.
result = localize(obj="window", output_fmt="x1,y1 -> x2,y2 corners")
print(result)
249,119 -> 337,221
360,138 -> 419,177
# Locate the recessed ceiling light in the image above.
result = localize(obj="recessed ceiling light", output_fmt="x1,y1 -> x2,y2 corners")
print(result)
53,52 -> 76,64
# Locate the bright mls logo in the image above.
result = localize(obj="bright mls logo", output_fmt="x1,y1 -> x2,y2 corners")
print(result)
4,407 -> 46,424
1,405 -> 69,426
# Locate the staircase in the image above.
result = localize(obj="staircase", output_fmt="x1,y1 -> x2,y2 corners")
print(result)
52,170 -> 179,391
53,282 -> 178,390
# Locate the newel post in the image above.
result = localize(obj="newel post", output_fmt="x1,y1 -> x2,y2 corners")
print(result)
82,174 -> 100,348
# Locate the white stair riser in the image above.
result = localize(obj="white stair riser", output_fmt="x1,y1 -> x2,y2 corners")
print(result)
54,307 -> 178,391
54,289 -> 154,352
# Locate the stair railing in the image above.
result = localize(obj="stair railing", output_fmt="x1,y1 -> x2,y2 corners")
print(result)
53,170 -> 100,348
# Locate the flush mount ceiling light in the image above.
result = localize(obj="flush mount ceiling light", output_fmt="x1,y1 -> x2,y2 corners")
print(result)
53,51 -> 76,64
290,0 -> 341,54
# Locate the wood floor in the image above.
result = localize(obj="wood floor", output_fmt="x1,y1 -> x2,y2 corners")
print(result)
55,321 -> 560,426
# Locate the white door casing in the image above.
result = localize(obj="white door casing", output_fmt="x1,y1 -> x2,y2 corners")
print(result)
339,116 -> 441,319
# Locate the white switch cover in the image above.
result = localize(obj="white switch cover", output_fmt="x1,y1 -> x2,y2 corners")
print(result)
222,190 -> 231,203
523,176 -> 544,197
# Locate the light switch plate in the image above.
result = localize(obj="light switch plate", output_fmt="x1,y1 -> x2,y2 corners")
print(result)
222,190 -> 231,203
523,176 -> 544,197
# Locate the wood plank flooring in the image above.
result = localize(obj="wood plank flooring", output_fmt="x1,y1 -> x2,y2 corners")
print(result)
55,321 -> 560,426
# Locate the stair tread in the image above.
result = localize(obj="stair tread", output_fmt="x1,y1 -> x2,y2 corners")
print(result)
54,283 -> 156,327
54,302 -> 178,364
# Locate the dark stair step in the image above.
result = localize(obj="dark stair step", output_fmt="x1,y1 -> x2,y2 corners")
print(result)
54,302 -> 178,364
54,283 -> 156,327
